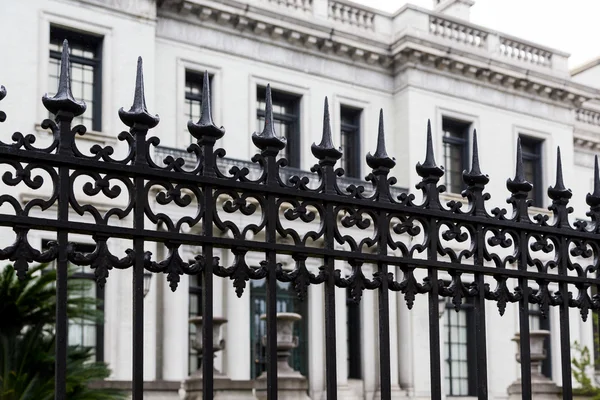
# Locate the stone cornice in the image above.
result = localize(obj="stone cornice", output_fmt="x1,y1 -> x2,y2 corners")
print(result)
158,0 -> 600,109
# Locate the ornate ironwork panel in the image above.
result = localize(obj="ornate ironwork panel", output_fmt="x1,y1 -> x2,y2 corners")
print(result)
0,40 -> 598,400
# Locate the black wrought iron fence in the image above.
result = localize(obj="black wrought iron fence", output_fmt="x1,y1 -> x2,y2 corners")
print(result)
0,40 -> 598,400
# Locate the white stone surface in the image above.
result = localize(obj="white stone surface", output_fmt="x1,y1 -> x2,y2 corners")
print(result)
0,0 -> 599,399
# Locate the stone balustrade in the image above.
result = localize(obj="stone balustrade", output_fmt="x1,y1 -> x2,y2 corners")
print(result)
576,108 -> 600,126
328,0 -> 375,31
163,0 -> 571,77
499,36 -> 553,68
429,15 -> 486,48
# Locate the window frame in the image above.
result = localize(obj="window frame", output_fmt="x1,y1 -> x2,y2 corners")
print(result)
49,26 -> 103,131
256,86 -> 301,168
188,274 -> 202,374
519,135 -> 544,208
42,239 -> 104,362
443,297 -> 477,396
441,117 -> 471,195
340,106 -> 362,179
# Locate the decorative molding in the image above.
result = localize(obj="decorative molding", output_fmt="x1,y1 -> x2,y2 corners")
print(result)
157,0 -> 597,109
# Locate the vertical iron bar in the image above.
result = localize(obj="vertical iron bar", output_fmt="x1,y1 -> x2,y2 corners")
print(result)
56,167 -> 69,400
324,256 -> 337,400
265,156 -> 278,400
132,124 -> 147,400
428,219 -> 442,400
518,231 -> 531,400
55,100 -> 77,400
558,236 -> 572,399
201,142 -> 215,400
473,225 -> 488,400
378,214 -> 391,400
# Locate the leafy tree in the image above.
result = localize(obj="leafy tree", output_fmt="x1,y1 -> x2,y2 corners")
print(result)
0,263 -> 126,400
572,340 -> 600,399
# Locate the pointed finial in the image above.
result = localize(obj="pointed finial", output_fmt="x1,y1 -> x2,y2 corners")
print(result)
119,57 -> 160,128
366,109 -> 395,171
42,40 -> 86,118
548,146 -> 572,200
506,137 -> 533,194
462,130 -> 489,186
416,119 -> 444,179
311,97 -> 342,164
252,84 -> 286,151
586,155 -> 600,207
188,71 -> 225,142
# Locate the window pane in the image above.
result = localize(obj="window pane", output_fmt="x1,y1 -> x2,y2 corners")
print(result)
49,28 -> 102,130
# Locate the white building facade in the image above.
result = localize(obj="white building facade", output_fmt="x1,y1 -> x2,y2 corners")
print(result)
1,0 -> 600,398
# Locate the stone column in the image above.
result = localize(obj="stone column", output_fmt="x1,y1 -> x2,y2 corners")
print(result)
224,250 -> 252,380
162,269 -> 189,381
361,265 -> 377,400
374,271 -> 406,399
308,260 -> 325,400
335,259 -> 361,399
397,267 -> 414,393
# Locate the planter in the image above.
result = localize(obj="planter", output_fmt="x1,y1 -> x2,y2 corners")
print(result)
507,330 -> 560,399
188,316 -> 227,376
259,312 -> 302,377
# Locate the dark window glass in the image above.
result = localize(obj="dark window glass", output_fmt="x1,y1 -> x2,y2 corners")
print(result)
49,26 -> 102,131
256,87 -> 301,168
43,240 -> 104,362
340,106 -> 362,178
442,118 -> 470,194
520,136 -> 544,207
250,278 -> 308,378
185,71 -> 213,142
444,298 -> 476,396
528,303 -> 552,378
189,274 -> 202,373
347,288 -> 362,379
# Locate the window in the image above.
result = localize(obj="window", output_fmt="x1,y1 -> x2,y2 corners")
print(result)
43,240 -> 104,362
528,303 -> 552,378
250,279 -> 308,378
520,136 -> 544,208
189,274 -> 202,373
256,87 -> 301,168
185,71 -> 213,142
340,106 -> 362,178
346,288 -> 362,379
442,118 -> 470,194
444,298 -> 476,396
49,26 -> 102,131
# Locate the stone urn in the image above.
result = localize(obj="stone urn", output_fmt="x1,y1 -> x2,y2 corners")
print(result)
188,316 -> 227,376
259,312 -> 302,377
255,312 -> 310,400
507,330 -> 560,400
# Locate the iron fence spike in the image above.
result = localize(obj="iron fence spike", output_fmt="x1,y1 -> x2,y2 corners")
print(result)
506,137 -> 532,195
187,70 -> 224,142
416,119 -> 443,180
252,84 -> 285,151
366,109 -> 395,170
311,96 -> 342,163
118,57 -> 159,129
42,39 -> 86,117
548,146 -> 572,200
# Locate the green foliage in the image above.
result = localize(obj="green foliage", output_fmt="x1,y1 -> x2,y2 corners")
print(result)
572,340 -> 600,399
0,264 -> 126,400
